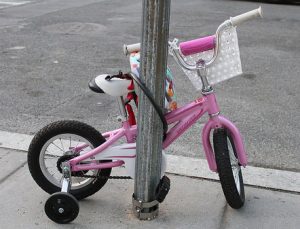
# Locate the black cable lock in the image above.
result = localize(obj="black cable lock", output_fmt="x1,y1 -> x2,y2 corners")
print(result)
128,72 -> 168,138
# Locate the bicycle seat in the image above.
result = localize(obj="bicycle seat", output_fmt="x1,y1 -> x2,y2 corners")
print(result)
88,78 -> 104,93
89,74 -> 131,97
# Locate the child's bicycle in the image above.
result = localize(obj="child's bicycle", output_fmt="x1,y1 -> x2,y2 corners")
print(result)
27,8 -> 263,224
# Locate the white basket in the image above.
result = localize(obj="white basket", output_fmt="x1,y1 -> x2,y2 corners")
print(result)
180,26 -> 242,90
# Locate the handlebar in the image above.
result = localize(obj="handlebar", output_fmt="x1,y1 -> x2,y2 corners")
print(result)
123,43 -> 140,56
179,35 -> 215,56
124,7 -> 263,70
173,6 -> 263,70
123,36 -> 216,57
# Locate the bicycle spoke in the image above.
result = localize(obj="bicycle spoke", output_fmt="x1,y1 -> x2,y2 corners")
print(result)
59,138 -> 65,152
39,132 -> 99,190
232,165 -> 241,193
50,142 -> 65,153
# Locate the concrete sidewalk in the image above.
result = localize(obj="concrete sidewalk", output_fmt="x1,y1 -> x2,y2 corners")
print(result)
0,148 -> 299,229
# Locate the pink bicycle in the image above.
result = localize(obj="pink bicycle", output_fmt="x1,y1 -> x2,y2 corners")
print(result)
27,8 -> 263,224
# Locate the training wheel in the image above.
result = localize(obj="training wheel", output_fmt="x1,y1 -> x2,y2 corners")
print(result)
44,192 -> 79,224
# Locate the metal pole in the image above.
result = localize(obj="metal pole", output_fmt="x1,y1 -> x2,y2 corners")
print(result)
133,0 -> 171,220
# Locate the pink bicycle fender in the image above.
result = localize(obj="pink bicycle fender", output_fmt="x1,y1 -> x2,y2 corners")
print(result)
179,35 -> 215,56
202,115 -> 248,172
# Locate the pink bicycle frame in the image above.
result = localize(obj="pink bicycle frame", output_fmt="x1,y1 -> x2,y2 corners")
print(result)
69,92 -> 247,173
163,93 -> 247,171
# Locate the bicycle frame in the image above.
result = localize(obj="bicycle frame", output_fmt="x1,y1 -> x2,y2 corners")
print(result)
69,91 -> 247,175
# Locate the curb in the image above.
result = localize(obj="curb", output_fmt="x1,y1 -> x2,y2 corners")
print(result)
0,130 -> 299,193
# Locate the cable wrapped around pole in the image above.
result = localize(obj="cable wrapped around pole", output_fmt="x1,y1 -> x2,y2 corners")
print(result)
129,73 -> 168,135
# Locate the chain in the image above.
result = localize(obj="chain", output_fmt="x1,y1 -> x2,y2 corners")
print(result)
72,173 -> 132,180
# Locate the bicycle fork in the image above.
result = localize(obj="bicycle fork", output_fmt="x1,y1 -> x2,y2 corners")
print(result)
202,114 -> 248,172
197,59 -> 247,172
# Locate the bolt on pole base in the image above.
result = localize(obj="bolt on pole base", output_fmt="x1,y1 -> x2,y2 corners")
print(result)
132,194 -> 159,220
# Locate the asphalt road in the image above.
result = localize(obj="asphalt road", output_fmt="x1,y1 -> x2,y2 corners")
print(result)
0,0 -> 299,171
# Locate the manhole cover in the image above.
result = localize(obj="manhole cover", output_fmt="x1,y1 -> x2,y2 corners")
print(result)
43,22 -> 106,36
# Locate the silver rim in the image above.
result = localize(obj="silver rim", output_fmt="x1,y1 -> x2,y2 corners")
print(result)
227,138 -> 241,194
39,134 -> 98,190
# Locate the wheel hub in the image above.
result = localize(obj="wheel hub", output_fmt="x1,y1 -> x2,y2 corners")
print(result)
56,154 -> 88,176
58,208 -> 64,214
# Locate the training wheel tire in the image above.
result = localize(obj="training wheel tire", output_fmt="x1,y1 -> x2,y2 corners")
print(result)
44,192 -> 79,224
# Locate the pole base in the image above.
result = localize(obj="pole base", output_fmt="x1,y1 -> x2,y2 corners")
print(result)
132,194 -> 159,220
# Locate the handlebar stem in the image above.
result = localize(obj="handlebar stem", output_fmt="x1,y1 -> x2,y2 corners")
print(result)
196,59 -> 213,94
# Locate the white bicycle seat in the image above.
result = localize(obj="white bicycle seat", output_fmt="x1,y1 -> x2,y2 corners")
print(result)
94,74 -> 132,97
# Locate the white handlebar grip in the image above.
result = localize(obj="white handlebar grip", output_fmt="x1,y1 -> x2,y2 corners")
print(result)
230,6 -> 263,26
123,43 -> 141,55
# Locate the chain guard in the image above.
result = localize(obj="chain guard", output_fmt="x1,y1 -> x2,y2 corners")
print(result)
57,155 -> 132,180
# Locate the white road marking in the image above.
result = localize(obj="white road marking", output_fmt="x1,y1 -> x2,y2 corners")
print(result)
0,1 -> 31,9
0,1 -> 30,5
0,130 -> 299,193
8,46 -> 26,50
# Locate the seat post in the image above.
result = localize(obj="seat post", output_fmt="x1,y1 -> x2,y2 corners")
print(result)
117,96 -> 127,120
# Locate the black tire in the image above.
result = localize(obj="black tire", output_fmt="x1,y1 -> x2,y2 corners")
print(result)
213,128 -> 245,209
45,192 -> 79,224
28,120 -> 111,200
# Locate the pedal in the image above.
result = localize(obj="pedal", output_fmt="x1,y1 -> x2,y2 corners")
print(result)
155,175 -> 170,203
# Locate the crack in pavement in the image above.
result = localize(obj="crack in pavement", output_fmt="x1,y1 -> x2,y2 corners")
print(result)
0,161 -> 27,185
217,202 -> 229,229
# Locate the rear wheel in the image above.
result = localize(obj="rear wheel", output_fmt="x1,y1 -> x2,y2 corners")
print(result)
28,120 -> 111,200
213,128 -> 245,209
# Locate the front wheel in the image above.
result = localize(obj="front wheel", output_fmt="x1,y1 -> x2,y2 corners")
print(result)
213,128 -> 245,209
